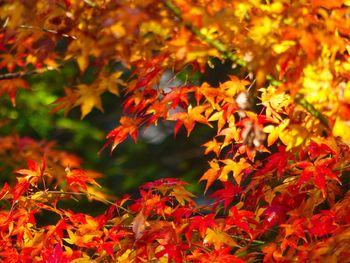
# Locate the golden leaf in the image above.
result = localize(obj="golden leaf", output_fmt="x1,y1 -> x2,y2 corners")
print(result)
220,158 -> 251,185
333,117 -> 350,145
280,124 -> 309,150
204,228 -> 238,250
74,84 -> 104,119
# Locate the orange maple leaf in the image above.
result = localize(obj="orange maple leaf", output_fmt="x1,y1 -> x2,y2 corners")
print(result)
169,104 -> 212,136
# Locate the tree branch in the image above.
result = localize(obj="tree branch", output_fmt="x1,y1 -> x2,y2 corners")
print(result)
0,58 -> 75,81
0,68 -> 49,80
295,94 -> 329,128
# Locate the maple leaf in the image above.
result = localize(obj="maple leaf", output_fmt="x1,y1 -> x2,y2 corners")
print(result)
13,159 -> 47,199
170,185 -> 195,206
203,138 -> 221,157
296,158 -> 340,197
117,249 -> 133,262
208,111 -> 227,133
172,206 -> 194,223
168,104 -> 212,136
155,243 -> 188,263
0,53 -> 26,72
141,177 -> 186,192
74,84 -> 104,119
309,211 -> 337,237
280,218 -> 307,243
218,116 -> 241,147
333,116 -> 350,146
15,159 -> 45,178
262,243 -> 284,262
204,228 -> 238,250
122,89 -> 152,114
0,78 -> 29,106
104,116 -> 141,151
132,66 -> 163,92
210,182 -> 242,211
259,86 -> 290,120
11,180 -> 30,204
279,123 -> 309,150
307,139 -> 337,158
45,218 -> 69,243
200,160 -> 221,192
0,182 -> 10,200
256,145 -> 291,178
186,214 -> 217,242
198,82 -> 224,109
161,86 -> 193,109
51,87 -> 79,116
4,0 -> 350,261
65,168 -> 100,192
220,158 -> 251,184
44,243 -> 70,263
261,204 -> 286,230
226,207 -> 256,236
98,71 -> 125,96
187,247 -> 245,263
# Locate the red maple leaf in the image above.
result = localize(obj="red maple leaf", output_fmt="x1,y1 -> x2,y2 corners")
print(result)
210,182 -> 242,211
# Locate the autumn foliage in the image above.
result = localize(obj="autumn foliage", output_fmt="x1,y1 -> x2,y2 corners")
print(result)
2,0 -> 350,262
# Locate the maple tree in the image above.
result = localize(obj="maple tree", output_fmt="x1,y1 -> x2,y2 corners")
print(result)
1,0 -> 350,262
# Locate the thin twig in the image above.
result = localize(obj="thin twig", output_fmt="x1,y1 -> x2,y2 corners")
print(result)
18,24 -> 77,39
231,234 -> 265,245
38,190 -> 132,214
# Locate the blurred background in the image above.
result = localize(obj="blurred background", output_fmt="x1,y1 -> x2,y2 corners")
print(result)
0,57 -> 239,215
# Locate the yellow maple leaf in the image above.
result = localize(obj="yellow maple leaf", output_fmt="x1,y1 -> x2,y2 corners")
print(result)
63,229 -> 78,245
70,256 -> 93,263
203,138 -> 221,156
74,84 -> 104,119
272,40 -> 296,54
117,249 -> 133,263
260,85 -> 291,120
98,71 -> 125,96
208,111 -> 226,133
204,228 -> 238,250
219,116 -> 241,147
279,124 -> 309,150
220,158 -> 251,185
333,117 -> 350,145
171,186 -> 195,206
263,119 -> 289,147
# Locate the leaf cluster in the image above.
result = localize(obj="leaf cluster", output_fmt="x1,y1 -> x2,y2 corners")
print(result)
2,0 -> 350,262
